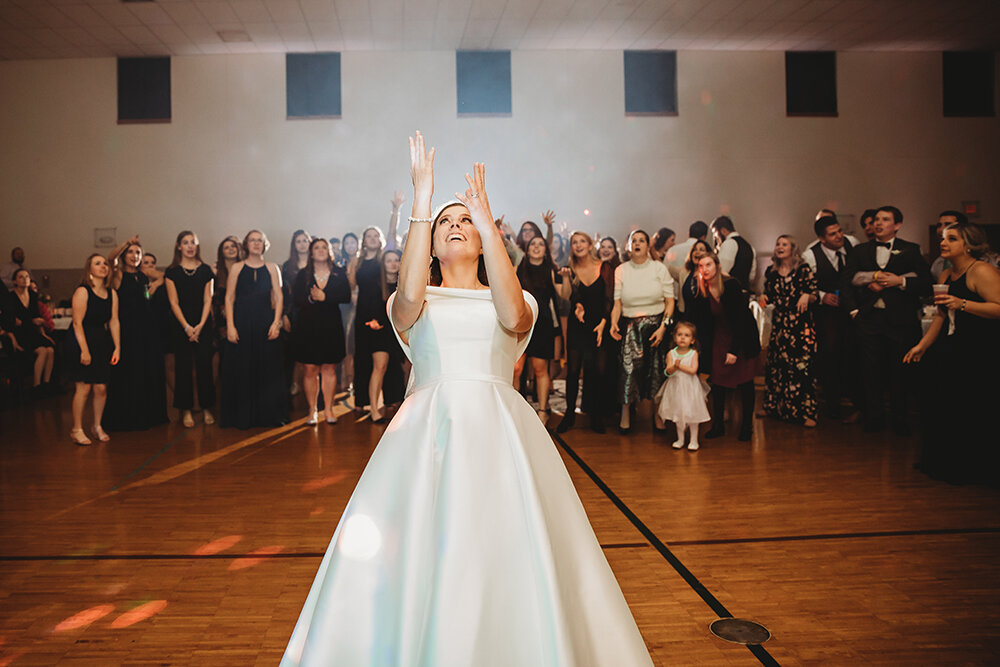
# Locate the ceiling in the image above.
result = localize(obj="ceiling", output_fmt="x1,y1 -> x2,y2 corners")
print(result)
1,0 -> 998,61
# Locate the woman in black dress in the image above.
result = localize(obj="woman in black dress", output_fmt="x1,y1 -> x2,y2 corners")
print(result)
513,235 -> 561,423
165,231 -> 216,428
103,238 -> 167,431
282,230 -> 311,396
221,230 -> 288,429
67,254 -> 120,445
338,232 -> 359,394
142,252 -> 174,399
293,238 -> 351,425
905,222 -> 1000,485
213,236 -> 245,356
686,253 -> 761,442
759,235 -> 818,428
8,267 -> 55,394
677,240 -> 712,318
556,231 -> 613,434
348,226 -> 404,422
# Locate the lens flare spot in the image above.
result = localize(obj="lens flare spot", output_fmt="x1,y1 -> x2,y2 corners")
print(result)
194,535 -> 243,555
110,600 -> 168,629
583,209 -> 591,216
338,514 -> 382,560
53,604 -> 115,633
303,472 -> 347,492
310,507 -> 326,518
229,545 -> 284,571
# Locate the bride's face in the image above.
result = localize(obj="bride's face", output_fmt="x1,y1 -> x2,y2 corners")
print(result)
433,204 -> 482,264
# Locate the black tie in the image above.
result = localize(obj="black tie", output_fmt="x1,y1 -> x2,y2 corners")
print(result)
875,241 -> 891,249
836,252 -> 844,271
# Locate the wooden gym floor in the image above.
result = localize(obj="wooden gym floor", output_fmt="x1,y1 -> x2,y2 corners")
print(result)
1,390 -> 998,666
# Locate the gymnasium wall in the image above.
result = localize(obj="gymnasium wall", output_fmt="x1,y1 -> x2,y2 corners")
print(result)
1,49 -> 997,295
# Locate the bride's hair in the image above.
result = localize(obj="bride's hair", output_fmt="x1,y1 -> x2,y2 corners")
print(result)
428,202 -> 489,287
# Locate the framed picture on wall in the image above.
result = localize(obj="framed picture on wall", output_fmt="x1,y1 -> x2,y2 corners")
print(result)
94,227 -> 117,248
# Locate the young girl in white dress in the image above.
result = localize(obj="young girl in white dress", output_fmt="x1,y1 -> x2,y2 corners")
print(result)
280,133 -> 653,666
656,321 -> 710,451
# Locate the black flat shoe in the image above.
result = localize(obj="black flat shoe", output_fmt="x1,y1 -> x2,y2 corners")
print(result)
704,425 -> 724,439
617,424 -> 631,435
555,415 -> 575,434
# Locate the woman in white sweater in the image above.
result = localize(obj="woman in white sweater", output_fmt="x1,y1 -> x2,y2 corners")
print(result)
610,230 -> 675,433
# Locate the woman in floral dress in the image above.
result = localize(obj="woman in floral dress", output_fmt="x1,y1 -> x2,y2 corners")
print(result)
760,235 -> 818,427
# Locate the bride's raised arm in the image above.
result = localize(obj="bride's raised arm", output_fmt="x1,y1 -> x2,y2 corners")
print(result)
456,163 -> 534,334
392,131 -> 435,332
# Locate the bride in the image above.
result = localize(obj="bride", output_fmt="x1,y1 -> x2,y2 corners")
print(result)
281,133 -> 653,666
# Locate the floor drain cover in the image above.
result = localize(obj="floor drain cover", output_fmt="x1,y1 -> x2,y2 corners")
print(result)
709,618 -> 771,645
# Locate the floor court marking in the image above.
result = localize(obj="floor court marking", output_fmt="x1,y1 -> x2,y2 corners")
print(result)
668,526 -> 1000,546
0,543 -> 648,562
550,431 -> 781,667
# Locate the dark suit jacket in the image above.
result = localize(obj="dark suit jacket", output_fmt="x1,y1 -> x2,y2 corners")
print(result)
841,237 -> 931,342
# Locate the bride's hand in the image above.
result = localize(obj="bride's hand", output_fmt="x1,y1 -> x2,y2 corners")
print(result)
409,131 -> 435,202
455,163 -> 494,234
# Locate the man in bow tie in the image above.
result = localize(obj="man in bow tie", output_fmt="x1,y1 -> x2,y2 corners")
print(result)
805,215 -> 863,421
842,206 -> 931,435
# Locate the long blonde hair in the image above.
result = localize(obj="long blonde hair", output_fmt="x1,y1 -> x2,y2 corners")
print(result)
568,230 -> 600,285
771,234 -> 802,271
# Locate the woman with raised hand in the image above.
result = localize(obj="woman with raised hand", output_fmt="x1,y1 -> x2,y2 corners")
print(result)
281,132 -> 653,667
104,238 -> 167,431
165,231 -> 216,427
66,254 -> 120,445
220,230 -> 288,429
292,237 -> 351,425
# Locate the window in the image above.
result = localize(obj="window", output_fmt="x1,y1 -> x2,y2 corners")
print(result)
785,51 -> 837,117
456,51 -> 511,116
623,50 -> 677,116
117,57 -> 170,124
943,51 -> 995,117
287,53 -> 342,119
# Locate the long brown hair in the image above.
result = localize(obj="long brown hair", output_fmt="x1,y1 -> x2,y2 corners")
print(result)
286,229 -> 311,267
428,204 -> 488,287
215,235 -> 244,291
169,230 -> 203,268
304,237 -> 336,285
380,249 -> 402,301
358,226 -> 385,262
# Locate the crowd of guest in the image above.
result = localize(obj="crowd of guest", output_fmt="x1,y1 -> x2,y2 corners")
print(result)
1,202 -> 998,486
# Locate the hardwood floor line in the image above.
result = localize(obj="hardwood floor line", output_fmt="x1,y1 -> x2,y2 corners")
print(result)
549,430 -> 781,666
0,543 -> 653,563
668,526 -> 1000,547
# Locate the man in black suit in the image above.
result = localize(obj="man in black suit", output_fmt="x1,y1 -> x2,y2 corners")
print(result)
805,215 -> 863,421
842,206 -> 931,434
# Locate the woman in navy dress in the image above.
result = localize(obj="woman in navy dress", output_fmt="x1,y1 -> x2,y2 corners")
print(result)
66,253 -> 120,445
104,238 -> 167,431
221,230 -> 288,429
292,238 -> 351,425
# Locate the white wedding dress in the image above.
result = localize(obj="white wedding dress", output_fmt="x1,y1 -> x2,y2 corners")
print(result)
281,286 -> 653,667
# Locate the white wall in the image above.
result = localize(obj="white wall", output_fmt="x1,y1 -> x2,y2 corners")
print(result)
1,49 -> 997,269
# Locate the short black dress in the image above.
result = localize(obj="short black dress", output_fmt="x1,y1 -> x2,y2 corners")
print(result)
518,263 -> 557,360
65,285 -> 114,384
353,258 -> 405,409
220,264 -> 288,429
292,267 -> 351,365
8,289 -> 54,352
104,271 -> 168,431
